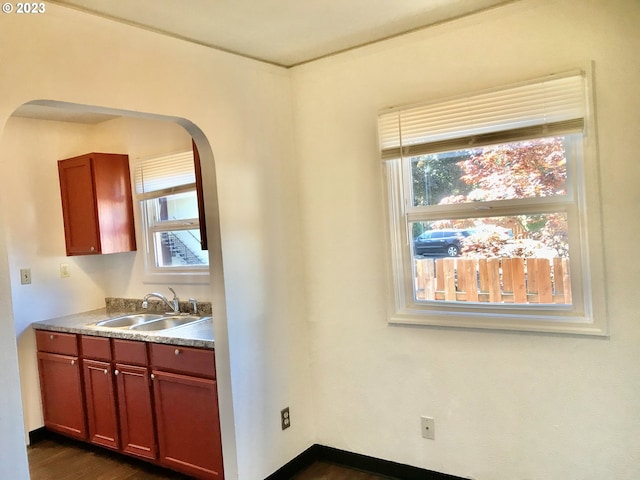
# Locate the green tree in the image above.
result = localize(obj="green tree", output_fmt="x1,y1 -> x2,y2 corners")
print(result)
411,152 -> 471,207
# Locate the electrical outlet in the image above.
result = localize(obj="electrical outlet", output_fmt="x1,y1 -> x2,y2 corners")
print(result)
60,263 -> 70,278
421,416 -> 435,440
20,268 -> 31,285
281,407 -> 291,430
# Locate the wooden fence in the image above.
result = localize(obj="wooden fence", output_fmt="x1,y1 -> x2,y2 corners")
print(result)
415,257 -> 571,304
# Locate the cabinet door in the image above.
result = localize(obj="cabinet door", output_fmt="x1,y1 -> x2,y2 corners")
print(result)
115,363 -> 156,461
152,370 -> 224,479
58,155 -> 100,255
37,352 -> 86,440
83,359 -> 119,450
192,140 -> 207,250
91,153 -> 136,254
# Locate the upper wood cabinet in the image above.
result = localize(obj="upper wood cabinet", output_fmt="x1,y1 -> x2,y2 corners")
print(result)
58,152 -> 136,256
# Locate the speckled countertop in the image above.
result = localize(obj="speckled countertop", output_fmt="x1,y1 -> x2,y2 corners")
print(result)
31,297 -> 214,349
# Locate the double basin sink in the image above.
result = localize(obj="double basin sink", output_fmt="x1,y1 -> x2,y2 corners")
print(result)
90,313 -> 209,332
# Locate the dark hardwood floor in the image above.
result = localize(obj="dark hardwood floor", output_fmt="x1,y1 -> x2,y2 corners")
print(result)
291,461 -> 396,480
28,437 -> 189,480
28,437 -> 395,480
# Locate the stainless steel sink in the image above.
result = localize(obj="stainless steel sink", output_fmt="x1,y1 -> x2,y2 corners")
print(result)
90,313 -> 209,332
129,315 -> 208,331
94,313 -> 165,328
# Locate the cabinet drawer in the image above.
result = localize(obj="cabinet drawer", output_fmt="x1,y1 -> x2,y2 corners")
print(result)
35,330 -> 78,356
81,335 -> 112,361
150,344 -> 215,379
113,339 -> 148,366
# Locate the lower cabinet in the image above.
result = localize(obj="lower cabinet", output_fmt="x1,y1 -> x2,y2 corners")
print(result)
36,330 -> 86,440
83,359 -> 120,449
37,351 -> 86,440
81,335 -> 119,450
150,343 -> 224,479
153,371 -> 224,479
35,330 -> 222,479
115,363 -> 157,460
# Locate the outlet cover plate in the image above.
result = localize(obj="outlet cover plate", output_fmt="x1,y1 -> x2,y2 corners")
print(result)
281,407 -> 290,430
421,416 -> 435,440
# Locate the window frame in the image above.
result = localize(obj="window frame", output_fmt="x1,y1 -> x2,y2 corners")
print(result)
380,67 -> 608,336
135,150 -> 210,284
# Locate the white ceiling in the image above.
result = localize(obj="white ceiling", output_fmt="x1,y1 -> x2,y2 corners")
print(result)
14,0 -> 514,123
50,0 -> 514,67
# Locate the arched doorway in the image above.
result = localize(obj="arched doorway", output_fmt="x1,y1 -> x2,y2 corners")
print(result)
0,99 -> 234,478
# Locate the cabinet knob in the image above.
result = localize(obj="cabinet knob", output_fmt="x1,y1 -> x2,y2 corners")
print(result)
103,369 -> 108,375
49,334 -> 54,340
71,359 -> 75,366
114,370 -> 119,376
150,373 -> 155,380
90,246 -> 95,252
174,349 -> 180,356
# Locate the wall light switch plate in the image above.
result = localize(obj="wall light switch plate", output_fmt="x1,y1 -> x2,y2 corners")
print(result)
20,268 -> 31,285
60,263 -> 70,278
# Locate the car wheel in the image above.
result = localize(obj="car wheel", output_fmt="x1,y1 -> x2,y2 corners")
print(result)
447,245 -> 459,257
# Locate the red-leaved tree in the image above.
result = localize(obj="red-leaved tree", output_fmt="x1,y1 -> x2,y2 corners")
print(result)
437,137 -> 570,257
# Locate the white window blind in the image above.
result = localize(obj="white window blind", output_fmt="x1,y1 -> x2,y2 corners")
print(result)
379,71 -> 586,160
135,150 -> 196,200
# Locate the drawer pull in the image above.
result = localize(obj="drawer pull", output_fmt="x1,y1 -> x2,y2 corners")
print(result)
150,373 -> 155,380
71,359 -> 75,366
49,334 -> 54,340
104,369 -> 108,375
114,370 -> 119,376
174,349 -> 181,356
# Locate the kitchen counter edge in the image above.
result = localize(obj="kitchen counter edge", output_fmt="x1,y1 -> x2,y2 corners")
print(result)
31,308 -> 214,349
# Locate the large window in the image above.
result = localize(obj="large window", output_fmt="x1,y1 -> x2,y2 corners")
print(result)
379,70 -> 607,335
135,150 -> 209,280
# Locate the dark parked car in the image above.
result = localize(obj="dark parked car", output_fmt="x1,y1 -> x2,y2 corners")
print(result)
413,229 -> 470,257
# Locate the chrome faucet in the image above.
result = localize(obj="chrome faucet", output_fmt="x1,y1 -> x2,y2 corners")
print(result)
142,287 -> 180,314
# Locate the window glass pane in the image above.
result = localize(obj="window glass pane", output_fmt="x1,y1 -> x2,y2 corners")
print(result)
148,191 -> 199,224
153,230 -> 209,267
411,213 -> 571,305
411,136 -> 570,207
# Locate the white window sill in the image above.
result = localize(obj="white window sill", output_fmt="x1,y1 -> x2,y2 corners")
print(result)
389,308 -> 608,337
142,270 -> 210,285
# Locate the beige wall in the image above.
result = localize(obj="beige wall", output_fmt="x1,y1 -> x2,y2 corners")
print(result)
291,0 -> 640,479
2,117 -> 109,441
0,4 -> 312,480
0,1 -> 638,480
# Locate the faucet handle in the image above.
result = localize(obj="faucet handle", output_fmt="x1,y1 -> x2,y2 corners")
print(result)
189,298 -> 198,314
168,287 -> 180,313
